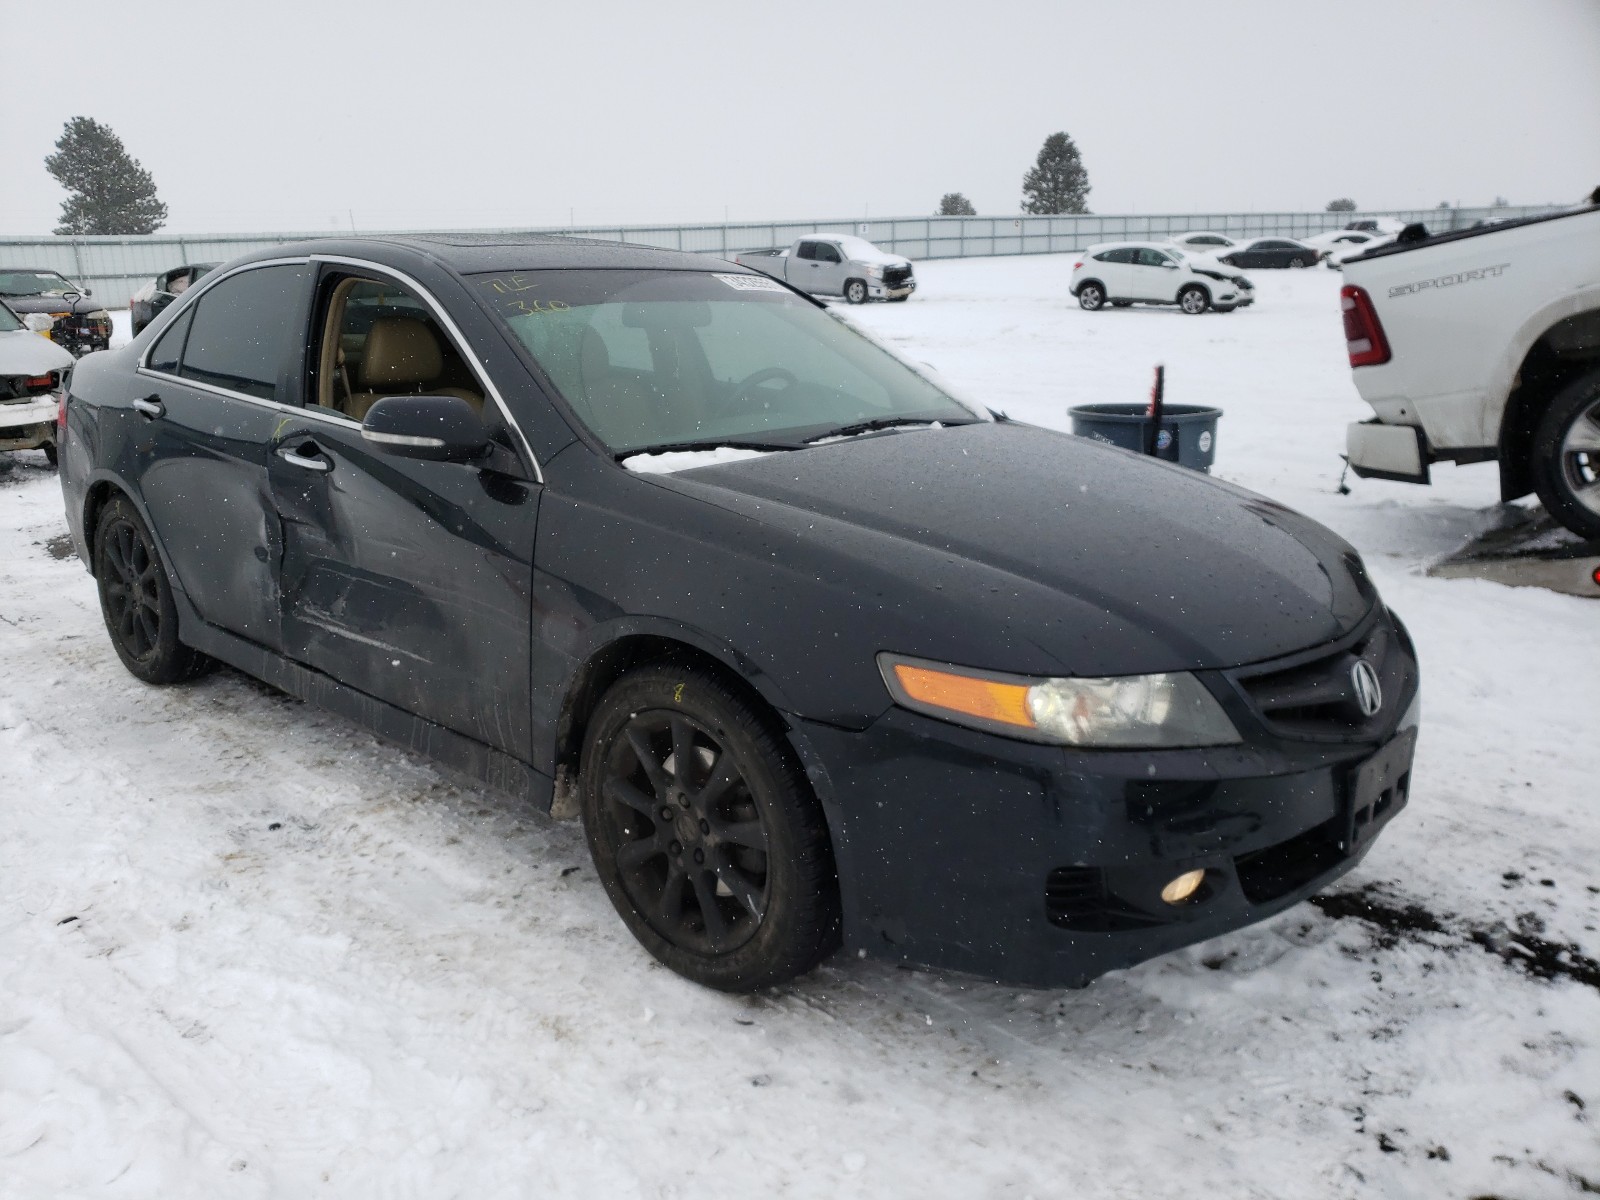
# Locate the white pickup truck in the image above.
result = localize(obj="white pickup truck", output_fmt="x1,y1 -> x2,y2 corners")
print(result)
1341,200 -> 1600,538
733,235 -> 916,304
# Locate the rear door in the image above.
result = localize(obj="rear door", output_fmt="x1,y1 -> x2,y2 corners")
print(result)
1089,248 -> 1135,297
265,262 -> 542,757
132,260 -> 313,652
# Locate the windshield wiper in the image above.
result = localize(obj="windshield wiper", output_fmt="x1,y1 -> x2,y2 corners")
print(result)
803,416 -> 977,444
616,437 -> 797,460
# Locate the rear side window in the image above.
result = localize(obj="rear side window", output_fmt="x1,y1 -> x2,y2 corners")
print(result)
177,264 -> 309,402
147,306 -> 194,374
795,242 -> 818,260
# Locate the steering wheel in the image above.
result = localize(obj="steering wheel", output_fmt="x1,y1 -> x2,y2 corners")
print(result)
727,366 -> 798,408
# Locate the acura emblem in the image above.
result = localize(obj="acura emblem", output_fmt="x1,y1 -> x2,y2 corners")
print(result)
1351,660 -> 1383,718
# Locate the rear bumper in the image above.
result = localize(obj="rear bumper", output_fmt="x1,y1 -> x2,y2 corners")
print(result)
1346,420 -> 1430,484
0,396 -> 57,450
797,646 -> 1419,988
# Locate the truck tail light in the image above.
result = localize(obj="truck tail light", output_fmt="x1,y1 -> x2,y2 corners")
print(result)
1342,285 -> 1391,367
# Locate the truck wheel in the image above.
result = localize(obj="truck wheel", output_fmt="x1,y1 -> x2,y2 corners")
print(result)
579,664 -> 841,991
843,279 -> 868,305
1530,366 -> 1600,540
1178,286 -> 1210,315
1077,283 -> 1105,311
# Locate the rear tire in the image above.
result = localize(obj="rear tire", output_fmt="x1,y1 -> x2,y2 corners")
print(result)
1077,283 -> 1105,311
844,279 -> 868,305
1530,366 -> 1600,540
1290,256 -> 1310,268
579,664 -> 841,991
93,496 -> 215,684
1179,286 -> 1210,315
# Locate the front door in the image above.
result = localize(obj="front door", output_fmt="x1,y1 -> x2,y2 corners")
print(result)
131,261 -> 313,652
1130,247 -> 1181,301
266,266 -> 542,757
809,240 -> 848,295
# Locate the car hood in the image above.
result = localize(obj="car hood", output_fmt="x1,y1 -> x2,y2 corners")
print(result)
0,328 -> 76,374
651,422 -> 1373,675
0,294 -> 102,316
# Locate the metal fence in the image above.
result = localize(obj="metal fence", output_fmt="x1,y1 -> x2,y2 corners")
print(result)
0,206 -> 1557,309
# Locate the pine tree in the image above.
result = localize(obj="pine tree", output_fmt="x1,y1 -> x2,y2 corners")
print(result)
1020,132 -> 1090,215
937,192 -> 977,216
1325,197 -> 1357,212
44,117 -> 168,235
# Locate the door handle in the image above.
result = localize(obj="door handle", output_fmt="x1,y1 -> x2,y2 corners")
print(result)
276,444 -> 332,473
132,395 -> 164,419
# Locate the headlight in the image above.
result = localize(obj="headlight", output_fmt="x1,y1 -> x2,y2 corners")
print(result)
866,264 -> 884,278
877,654 -> 1242,748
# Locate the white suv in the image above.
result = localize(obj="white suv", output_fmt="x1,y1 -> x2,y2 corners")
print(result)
1071,242 -> 1254,314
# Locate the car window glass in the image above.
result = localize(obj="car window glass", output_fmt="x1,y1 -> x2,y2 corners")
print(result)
478,269 -> 977,455
1092,250 -> 1115,262
147,306 -> 195,374
0,304 -> 22,334
1136,249 -> 1169,267
315,275 -> 487,423
816,243 -> 842,263
796,242 -> 818,261
178,265 -> 308,401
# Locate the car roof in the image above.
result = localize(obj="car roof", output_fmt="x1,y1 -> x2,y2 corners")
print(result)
0,266 -> 73,275
243,233 -> 739,276
1084,241 -> 1177,252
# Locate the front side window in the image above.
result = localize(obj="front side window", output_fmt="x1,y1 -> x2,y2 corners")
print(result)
815,243 -> 843,264
474,269 -> 980,455
177,264 -> 308,402
1136,249 -> 1171,267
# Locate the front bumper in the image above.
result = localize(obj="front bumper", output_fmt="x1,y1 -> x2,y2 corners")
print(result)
796,613 -> 1419,988
868,278 -> 916,300
0,396 -> 58,451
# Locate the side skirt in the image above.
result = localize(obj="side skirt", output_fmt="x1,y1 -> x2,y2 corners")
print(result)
174,592 -> 554,812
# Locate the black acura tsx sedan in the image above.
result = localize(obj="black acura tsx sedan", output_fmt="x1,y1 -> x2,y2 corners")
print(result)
58,234 -> 1419,992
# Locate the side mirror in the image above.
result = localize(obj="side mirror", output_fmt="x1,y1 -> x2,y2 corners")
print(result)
1162,260 -> 1179,269
362,395 -> 489,463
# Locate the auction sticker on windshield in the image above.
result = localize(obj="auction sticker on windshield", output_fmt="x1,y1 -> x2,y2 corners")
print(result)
714,273 -> 788,292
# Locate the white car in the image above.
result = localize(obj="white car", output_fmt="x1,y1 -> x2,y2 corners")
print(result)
1167,230 -> 1239,255
1070,242 -> 1254,314
1304,228 -> 1396,267
0,301 -> 74,464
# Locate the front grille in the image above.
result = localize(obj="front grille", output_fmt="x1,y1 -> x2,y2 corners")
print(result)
1230,610 -> 1412,740
1044,867 -> 1167,932
882,266 -> 913,288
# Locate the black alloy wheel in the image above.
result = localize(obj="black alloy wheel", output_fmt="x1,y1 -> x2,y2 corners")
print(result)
1077,283 -> 1105,311
1530,366 -> 1600,540
579,665 -> 840,991
93,496 -> 215,684
844,279 -> 869,305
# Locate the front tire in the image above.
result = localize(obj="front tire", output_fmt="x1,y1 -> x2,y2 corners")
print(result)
1179,286 -> 1210,315
1530,367 -> 1600,539
844,279 -> 868,305
579,665 -> 841,991
1077,283 -> 1105,311
1290,256 -> 1310,268
93,496 -> 215,684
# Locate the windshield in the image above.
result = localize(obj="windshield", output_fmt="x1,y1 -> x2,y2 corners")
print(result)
0,303 -> 21,332
0,271 -> 77,298
474,269 -> 980,454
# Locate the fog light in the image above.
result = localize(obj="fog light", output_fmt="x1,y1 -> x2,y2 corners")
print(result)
1160,869 -> 1206,905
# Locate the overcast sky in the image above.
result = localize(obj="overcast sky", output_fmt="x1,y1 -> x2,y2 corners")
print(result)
3,0 -> 1597,234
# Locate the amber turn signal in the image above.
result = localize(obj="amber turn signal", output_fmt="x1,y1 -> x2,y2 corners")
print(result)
890,662 -> 1035,730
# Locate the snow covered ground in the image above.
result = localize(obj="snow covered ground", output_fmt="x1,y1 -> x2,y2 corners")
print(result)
2,259 -> 1596,1199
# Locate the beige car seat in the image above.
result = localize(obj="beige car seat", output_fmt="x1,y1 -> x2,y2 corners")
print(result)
344,316 -> 483,421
